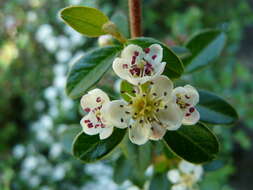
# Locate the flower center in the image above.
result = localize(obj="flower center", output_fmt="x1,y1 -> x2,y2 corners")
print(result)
126,86 -> 165,124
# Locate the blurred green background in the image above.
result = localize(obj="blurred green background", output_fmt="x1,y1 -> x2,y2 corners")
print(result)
0,0 -> 253,189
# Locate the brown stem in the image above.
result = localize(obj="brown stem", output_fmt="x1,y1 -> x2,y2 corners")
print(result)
128,0 -> 142,38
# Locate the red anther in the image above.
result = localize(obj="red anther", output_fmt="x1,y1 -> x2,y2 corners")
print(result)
87,123 -> 93,128
84,108 -> 91,112
96,97 -> 101,103
144,48 -> 150,53
123,64 -> 128,69
134,51 -> 139,56
152,55 -> 157,60
84,120 -> 90,123
185,113 -> 191,117
189,107 -> 195,113
185,103 -> 190,107
185,95 -> 190,99
101,124 -> 105,128
95,124 -> 100,128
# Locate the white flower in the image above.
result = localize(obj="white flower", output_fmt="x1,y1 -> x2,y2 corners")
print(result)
113,44 -> 166,85
167,161 -> 203,190
101,75 -> 183,145
98,34 -> 113,47
80,89 -> 114,140
172,85 -> 200,125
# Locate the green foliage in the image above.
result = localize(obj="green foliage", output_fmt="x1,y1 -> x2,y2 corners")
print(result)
66,46 -> 121,99
149,173 -> 171,190
163,123 -> 219,163
184,29 -> 227,73
120,80 -> 135,102
127,37 -> 184,79
60,6 -> 109,37
197,90 -> 238,124
72,128 -> 126,162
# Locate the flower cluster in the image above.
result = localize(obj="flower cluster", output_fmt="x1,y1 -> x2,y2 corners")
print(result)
80,44 -> 200,145
167,161 -> 203,190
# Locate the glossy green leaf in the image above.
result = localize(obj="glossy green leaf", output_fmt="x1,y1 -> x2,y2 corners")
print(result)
60,6 -> 109,37
72,128 -> 126,162
184,29 -> 226,72
171,46 -> 191,59
163,123 -> 219,164
66,46 -> 121,99
127,37 -> 184,79
197,90 -> 238,124
60,126 -> 82,153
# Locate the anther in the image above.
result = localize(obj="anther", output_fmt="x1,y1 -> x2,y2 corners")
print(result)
120,105 -> 124,108
156,109 -> 159,112
125,111 -> 130,114
129,125 -> 132,128
139,120 -> 143,123
164,105 -> 168,109
152,93 -> 157,96
164,92 -> 167,96
120,118 -> 124,122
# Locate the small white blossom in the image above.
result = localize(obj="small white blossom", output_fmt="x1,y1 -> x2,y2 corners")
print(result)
113,44 -> 166,85
167,161 -> 203,190
172,85 -> 200,125
102,75 -> 183,145
98,34 -> 113,47
80,89 -> 114,140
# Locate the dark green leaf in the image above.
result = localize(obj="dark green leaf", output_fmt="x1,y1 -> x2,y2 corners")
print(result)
171,46 -> 191,59
60,6 -> 109,37
184,29 -> 226,72
113,155 -> 133,184
66,46 -> 121,99
149,173 -> 171,190
163,123 -> 219,164
127,37 -> 184,79
197,90 -> 238,124
60,126 -> 82,153
72,128 -> 126,162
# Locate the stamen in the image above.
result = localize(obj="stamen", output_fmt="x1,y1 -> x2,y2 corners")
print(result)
129,125 -> 132,128
134,51 -> 139,56
84,120 -> 90,123
164,105 -> 168,109
144,48 -> 150,53
125,111 -> 130,114
96,97 -> 101,103
84,108 -> 91,112
164,92 -> 167,96
185,113 -> 191,117
189,107 -> 195,113
87,123 -> 93,128
139,120 -> 144,124
152,55 -> 157,60
152,93 -> 157,96
120,118 -> 124,122
122,64 -> 128,69
185,95 -> 190,99
120,105 -> 124,108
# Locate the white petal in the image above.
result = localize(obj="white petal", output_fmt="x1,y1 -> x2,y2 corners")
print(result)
183,108 -> 200,125
179,161 -> 195,174
126,62 -> 166,85
193,165 -> 203,181
156,103 -> 183,131
184,85 -> 199,106
145,44 -> 163,64
112,58 -> 132,81
167,169 -> 181,184
80,88 -> 110,112
149,122 -> 166,140
171,184 -> 187,190
121,44 -> 144,60
100,100 -> 131,128
150,75 -> 173,100
99,127 -> 113,140
80,113 -> 101,135
129,121 -> 151,145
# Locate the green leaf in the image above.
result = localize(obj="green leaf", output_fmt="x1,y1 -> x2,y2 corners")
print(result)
184,29 -> 226,72
60,6 -> 109,37
149,173 -> 171,190
72,128 -> 126,162
197,90 -> 238,124
113,155 -> 133,184
66,46 -> 121,99
60,126 -> 82,153
127,37 -> 184,79
171,46 -> 191,59
163,123 -> 219,164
